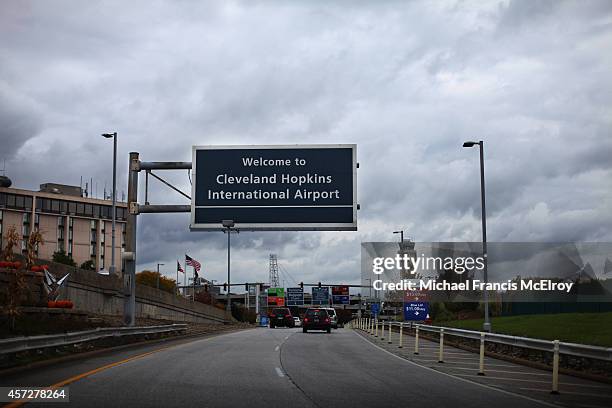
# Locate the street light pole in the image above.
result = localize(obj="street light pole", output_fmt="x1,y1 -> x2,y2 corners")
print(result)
222,220 -> 237,314
393,230 -> 404,243
101,132 -> 117,277
463,140 -> 490,332
156,263 -> 164,289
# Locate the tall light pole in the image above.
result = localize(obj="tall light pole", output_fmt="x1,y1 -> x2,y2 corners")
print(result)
101,132 -> 117,277
222,220 -> 238,313
463,140 -> 490,332
156,263 -> 164,289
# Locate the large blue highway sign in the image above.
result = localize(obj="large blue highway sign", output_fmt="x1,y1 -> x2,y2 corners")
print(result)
190,145 -> 357,231
312,287 -> 330,305
286,287 -> 304,306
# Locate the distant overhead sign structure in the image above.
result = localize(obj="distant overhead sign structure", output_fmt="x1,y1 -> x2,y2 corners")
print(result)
312,287 -> 330,305
267,287 -> 285,306
286,287 -> 304,306
331,285 -> 350,305
191,145 -> 357,231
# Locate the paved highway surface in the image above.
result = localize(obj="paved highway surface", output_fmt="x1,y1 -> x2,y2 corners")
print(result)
2,328 -> 566,407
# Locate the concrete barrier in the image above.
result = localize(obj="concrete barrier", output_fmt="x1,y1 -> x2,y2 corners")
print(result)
0,264 -> 230,325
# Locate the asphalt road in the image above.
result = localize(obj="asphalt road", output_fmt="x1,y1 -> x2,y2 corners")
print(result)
2,328 -> 557,408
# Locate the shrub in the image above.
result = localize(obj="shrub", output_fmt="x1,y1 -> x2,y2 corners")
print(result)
52,249 -> 76,267
135,270 -> 176,294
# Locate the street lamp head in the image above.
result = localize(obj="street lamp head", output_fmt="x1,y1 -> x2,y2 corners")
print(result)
462,141 -> 478,148
101,132 -> 116,138
222,219 -> 235,228
393,231 -> 402,234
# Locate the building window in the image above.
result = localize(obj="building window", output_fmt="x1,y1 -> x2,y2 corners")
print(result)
15,195 -> 25,209
57,216 -> 65,252
68,217 -> 73,256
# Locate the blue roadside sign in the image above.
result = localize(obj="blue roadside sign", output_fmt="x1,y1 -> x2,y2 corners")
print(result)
403,302 -> 429,321
371,303 -> 380,316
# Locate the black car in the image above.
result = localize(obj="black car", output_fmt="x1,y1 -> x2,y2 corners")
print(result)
269,308 -> 294,328
302,308 -> 332,333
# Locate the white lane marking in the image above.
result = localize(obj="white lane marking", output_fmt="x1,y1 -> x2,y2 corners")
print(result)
275,345 -> 280,352
410,359 -> 520,368
285,335 -> 289,340
444,367 -> 551,376
519,388 -> 612,399
275,367 -> 285,377
453,374 -> 610,388
352,330 -> 558,408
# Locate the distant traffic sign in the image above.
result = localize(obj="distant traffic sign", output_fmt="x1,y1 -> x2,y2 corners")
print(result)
286,287 -> 304,306
403,302 -> 429,321
268,287 -> 285,306
332,285 -> 350,305
312,287 -> 330,305
371,303 -> 380,316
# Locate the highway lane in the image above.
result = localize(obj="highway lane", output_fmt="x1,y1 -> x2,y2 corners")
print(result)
1,327 -> 554,408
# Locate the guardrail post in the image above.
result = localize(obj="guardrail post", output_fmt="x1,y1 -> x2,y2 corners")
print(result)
478,332 -> 485,376
388,322 -> 392,344
375,319 -> 379,337
438,328 -> 444,363
414,325 -> 420,354
399,322 -> 404,348
380,321 -> 385,341
551,340 -> 560,395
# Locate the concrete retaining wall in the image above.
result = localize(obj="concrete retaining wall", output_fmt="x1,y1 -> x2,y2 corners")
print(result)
0,263 -> 230,324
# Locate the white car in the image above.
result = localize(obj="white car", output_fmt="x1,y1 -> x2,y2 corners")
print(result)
293,316 -> 302,327
324,308 -> 338,329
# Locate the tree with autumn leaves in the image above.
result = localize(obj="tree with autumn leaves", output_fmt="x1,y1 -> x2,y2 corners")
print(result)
135,270 -> 177,294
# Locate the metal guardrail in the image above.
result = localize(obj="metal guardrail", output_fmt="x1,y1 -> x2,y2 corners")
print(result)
407,323 -> 612,362
349,318 -> 612,394
0,324 -> 188,355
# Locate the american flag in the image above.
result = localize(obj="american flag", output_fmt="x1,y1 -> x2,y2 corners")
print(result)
185,254 -> 201,278
177,260 -> 184,274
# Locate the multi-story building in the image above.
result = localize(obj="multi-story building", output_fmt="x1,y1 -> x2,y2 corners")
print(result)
0,182 -> 127,275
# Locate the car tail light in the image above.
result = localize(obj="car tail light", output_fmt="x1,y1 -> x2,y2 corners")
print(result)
304,318 -> 309,322
285,314 -> 291,317
325,318 -> 330,323
270,314 -> 276,318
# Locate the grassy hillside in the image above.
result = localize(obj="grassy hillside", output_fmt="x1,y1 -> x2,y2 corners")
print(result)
439,312 -> 612,347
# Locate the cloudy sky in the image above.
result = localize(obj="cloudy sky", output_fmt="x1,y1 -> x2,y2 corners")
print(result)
1,0 -> 611,289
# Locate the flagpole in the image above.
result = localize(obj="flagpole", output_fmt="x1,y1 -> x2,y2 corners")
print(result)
184,257 -> 187,297
176,261 -> 179,296
192,264 -> 196,302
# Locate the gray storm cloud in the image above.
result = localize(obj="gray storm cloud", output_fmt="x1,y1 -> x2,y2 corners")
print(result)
0,0 -> 611,287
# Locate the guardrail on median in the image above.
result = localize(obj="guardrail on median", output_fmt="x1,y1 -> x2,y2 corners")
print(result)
0,324 -> 188,355
350,318 -> 612,394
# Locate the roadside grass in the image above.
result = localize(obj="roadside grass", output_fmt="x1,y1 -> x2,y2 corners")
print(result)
439,312 -> 612,347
